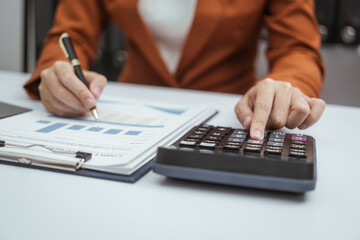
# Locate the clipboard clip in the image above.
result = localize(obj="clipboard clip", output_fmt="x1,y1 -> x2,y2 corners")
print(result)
0,140 -> 92,172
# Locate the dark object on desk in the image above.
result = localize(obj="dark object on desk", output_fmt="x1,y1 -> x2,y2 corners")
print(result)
154,125 -> 316,193
0,102 -> 31,119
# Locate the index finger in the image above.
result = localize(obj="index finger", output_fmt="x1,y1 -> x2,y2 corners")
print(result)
53,61 -> 96,109
250,85 -> 275,140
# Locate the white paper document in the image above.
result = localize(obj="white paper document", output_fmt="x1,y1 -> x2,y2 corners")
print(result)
0,97 -> 216,175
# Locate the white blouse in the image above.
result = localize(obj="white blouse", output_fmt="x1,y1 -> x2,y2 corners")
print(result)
138,0 -> 198,74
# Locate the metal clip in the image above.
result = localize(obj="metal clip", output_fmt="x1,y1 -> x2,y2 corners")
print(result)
59,32 -> 70,58
18,157 -> 31,165
75,151 -> 92,161
0,140 -> 93,172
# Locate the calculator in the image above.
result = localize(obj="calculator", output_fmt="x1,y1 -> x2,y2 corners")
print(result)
153,125 -> 316,193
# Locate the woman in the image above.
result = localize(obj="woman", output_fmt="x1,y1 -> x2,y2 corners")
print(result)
24,0 -> 326,140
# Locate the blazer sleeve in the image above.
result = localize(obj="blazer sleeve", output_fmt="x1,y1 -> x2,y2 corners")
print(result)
24,0 -> 108,100
263,0 -> 324,98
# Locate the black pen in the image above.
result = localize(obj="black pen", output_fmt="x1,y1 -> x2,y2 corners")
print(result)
59,32 -> 99,121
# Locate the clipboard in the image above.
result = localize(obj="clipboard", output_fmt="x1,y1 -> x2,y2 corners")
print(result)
0,101 -> 31,118
0,102 -> 152,183
0,154 -> 153,183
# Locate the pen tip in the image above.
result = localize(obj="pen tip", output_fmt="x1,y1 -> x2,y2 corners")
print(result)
90,108 -> 99,121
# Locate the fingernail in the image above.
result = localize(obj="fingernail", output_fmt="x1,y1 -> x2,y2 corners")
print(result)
244,115 -> 252,129
84,98 -> 95,109
298,123 -> 307,130
253,129 -> 262,140
92,86 -> 101,97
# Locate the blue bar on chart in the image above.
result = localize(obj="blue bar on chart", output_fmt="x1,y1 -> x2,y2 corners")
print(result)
67,125 -> 86,130
124,130 -> 142,136
37,120 -> 51,124
36,123 -> 67,133
104,129 -> 123,135
87,127 -> 104,132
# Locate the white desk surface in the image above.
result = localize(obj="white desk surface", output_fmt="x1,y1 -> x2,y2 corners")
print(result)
0,71 -> 359,240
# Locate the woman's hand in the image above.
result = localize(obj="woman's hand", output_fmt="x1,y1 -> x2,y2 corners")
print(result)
235,78 -> 326,140
39,61 -> 107,117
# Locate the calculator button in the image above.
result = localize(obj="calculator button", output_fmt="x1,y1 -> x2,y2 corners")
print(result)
271,131 -> 286,136
266,146 -> 283,151
291,140 -> 307,145
246,144 -> 262,148
291,135 -> 307,142
289,148 -> 306,154
289,151 -> 307,158
199,142 -> 216,149
266,142 -> 284,147
228,138 -> 245,143
210,132 -> 225,137
188,134 -> 203,139
214,127 -> 231,133
193,130 -> 206,135
268,137 -> 284,143
247,139 -> 265,145
230,134 -> 247,139
290,144 -> 307,149
223,144 -> 241,151
185,138 -> 198,142
180,141 -> 197,147
265,148 -> 282,155
244,146 -> 261,152
270,132 -> 286,139
197,125 -> 211,129
206,136 -> 222,141
225,142 -> 242,146
233,129 -> 248,135
196,127 -> 210,131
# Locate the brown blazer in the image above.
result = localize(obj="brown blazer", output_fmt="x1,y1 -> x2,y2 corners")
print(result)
24,0 -> 324,99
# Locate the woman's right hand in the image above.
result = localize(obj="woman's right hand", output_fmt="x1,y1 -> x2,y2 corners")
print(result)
39,61 -> 107,117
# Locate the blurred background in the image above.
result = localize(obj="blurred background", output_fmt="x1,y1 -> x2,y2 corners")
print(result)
0,0 -> 359,107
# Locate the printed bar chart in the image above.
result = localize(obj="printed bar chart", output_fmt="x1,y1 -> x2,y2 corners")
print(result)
104,129 -> 123,135
67,125 -> 86,130
87,127 -> 104,132
37,120 -> 51,124
36,123 -> 67,133
124,131 -> 141,136
35,120 -> 142,136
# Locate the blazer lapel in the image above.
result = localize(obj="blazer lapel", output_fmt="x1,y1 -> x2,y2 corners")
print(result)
108,0 -> 223,87
114,0 -> 178,87
176,0 -> 224,79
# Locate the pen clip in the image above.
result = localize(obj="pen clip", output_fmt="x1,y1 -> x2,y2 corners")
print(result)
59,32 -> 70,58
